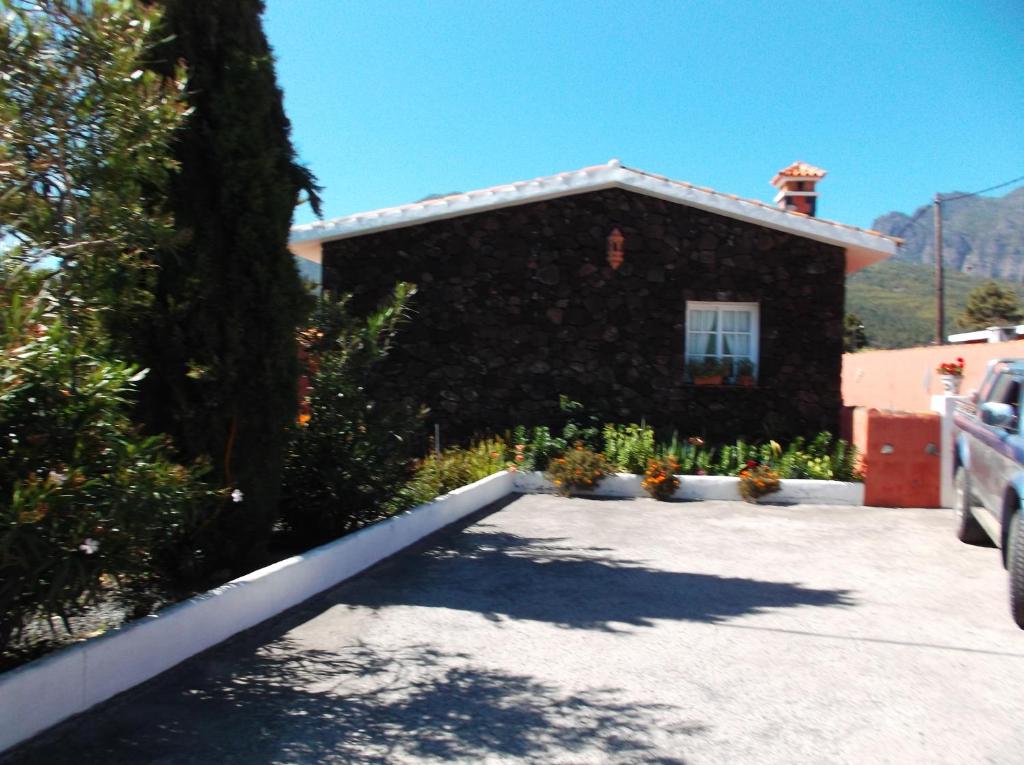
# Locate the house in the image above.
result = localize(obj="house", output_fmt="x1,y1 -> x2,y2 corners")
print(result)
289,160 -> 899,441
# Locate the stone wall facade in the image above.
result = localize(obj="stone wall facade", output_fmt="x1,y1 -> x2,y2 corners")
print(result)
322,188 -> 845,442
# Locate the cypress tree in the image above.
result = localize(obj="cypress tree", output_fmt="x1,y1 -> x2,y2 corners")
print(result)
141,0 -> 320,571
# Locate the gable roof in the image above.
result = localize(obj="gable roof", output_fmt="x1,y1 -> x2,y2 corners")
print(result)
289,160 -> 899,274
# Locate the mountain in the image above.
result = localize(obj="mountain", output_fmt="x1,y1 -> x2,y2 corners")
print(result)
845,185 -> 1024,348
846,260 -> 1024,349
871,186 -> 1024,281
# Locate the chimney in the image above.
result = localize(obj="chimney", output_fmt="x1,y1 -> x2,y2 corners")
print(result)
770,161 -> 827,216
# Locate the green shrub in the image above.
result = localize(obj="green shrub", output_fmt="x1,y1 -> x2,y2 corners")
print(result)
389,440 -> 505,512
504,398 -> 602,472
0,272 -> 208,651
773,433 -> 861,481
393,438 -> 508,511
603,423 -> 656,474
545,445 -> 610,496
557,396 -> 602,451
279,286 -> 426,547
657,432 -> 861,482
508,425 -> 564,472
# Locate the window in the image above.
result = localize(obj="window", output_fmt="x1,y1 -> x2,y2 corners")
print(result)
686,301 -> 759,378
981,371 -> 1021,431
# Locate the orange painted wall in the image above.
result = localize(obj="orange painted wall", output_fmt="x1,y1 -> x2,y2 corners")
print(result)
842,340 -> 1024,412
851,408 -> 942,508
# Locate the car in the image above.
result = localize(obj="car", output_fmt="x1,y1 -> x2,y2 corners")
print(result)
952,357 -> 1024,629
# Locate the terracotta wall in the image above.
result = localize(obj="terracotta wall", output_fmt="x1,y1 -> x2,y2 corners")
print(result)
842,340 -> 1024,412
850,408 -> 942,507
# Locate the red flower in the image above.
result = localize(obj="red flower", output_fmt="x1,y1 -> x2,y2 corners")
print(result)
745,460 -> 758,467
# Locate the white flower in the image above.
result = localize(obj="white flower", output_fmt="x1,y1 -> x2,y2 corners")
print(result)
48,470 -> 67,486
79,538 -> 100,555
231,489 -> 244,503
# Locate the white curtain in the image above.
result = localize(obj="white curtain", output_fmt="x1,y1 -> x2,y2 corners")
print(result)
688,309 -> 718,357
721,310 -> 751,358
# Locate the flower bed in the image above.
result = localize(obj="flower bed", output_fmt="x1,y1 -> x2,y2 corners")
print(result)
511,471 -> 865,505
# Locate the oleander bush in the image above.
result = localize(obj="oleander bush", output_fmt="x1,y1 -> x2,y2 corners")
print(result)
279,286 -> 426,546
0,271 -> 209,652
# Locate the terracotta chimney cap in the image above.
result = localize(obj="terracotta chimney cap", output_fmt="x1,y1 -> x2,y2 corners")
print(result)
771,161 -> 827,187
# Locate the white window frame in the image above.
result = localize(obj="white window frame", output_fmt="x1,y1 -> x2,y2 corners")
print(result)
685,301 -> 760,377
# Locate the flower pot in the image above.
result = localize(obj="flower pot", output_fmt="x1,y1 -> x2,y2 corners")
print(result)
940,374 -> 962,395
735,375 -> 756,387
693,375 -> 724,386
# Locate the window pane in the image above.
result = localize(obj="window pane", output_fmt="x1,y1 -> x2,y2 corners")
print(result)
690,310 -> 718,332
723,333 -> 751,357
688,331 -> 717,356
721,310 -> 751,332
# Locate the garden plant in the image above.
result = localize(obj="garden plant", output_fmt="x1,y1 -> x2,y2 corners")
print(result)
641,457 -> 681,501
545,445 -> 611,496
0,268 -> 208,654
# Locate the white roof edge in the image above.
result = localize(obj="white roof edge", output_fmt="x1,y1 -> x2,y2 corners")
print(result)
947,326 -> 1024,344
290,163 -> 899,271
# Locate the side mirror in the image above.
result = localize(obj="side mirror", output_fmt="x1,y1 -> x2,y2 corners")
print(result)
980,402 -> 1016,429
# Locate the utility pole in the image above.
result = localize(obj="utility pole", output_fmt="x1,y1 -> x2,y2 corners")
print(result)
934,193 -> 944,345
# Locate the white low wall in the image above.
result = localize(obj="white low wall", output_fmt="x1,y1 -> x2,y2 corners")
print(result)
0,470 -> 514,755
512,471 -> 865,505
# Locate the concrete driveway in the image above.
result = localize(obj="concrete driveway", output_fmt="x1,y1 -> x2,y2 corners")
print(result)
5,495 -> 1023,764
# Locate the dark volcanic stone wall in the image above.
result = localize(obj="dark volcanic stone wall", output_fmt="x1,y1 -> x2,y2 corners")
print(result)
322,188 -> 845,442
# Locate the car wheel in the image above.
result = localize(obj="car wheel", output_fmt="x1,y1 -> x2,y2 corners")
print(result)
1009,510 -> 1024,629
954,467 -> 990,545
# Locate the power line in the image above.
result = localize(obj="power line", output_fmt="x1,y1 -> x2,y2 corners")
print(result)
942,174 -> 1024,203
888,173 -> 1024,237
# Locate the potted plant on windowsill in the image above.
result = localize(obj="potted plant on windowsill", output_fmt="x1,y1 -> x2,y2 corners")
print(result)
735,358 -> 756,387
688,357 -> 728,386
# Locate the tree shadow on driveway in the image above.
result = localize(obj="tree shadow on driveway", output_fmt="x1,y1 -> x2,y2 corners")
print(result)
3,505 -> 852,765
338,522 -> 856,631
4,640 -> 702,764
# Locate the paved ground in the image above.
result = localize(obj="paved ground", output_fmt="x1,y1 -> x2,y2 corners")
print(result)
6,495 -> 1024,764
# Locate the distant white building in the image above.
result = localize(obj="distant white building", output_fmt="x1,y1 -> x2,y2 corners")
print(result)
948,326 -> 1024,344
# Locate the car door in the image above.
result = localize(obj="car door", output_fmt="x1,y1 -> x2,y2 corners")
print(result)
972,371 -> 1021,521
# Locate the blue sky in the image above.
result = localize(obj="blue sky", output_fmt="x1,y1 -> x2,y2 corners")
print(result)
264,0 -> 1023,230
